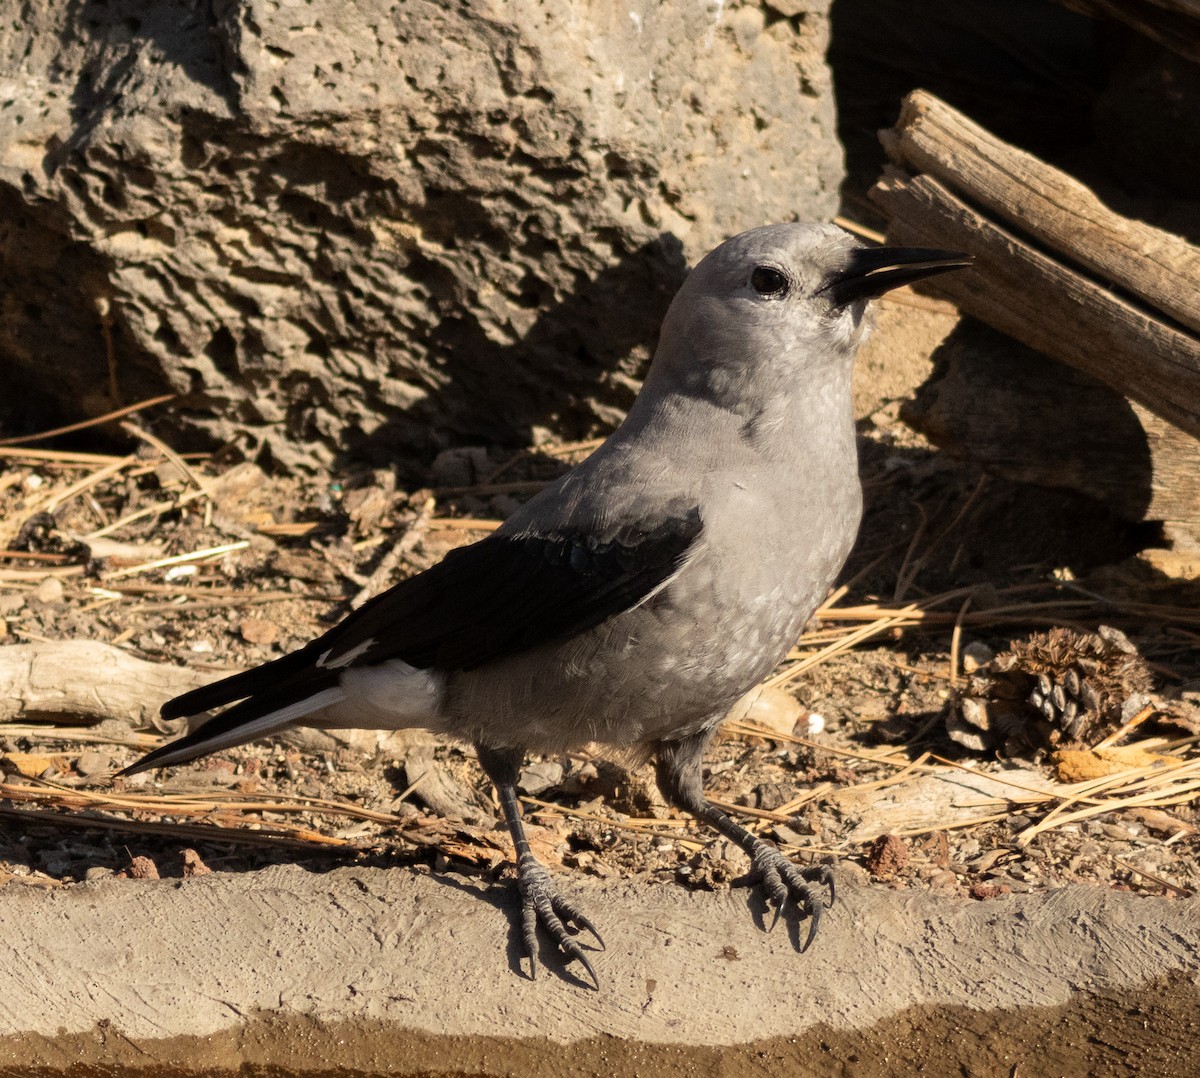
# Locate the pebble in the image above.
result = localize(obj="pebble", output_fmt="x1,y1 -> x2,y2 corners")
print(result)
240,618 -> 280,646
519,760 -> 564,796
800,712 -> 826,736
31,576 -> 64,604
430,446 -> 491,487
122,855 -> 160,880
724,685 -> 802,738
0,592 -> 25,615
181,849 -> 212,877
74,750 -> 112,777
969,848 -> 1008,873
927,870 -> 960,894
961,641 -> 995,673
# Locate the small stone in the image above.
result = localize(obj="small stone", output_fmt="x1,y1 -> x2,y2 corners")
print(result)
928,869 -> 960,895
970,848 -> 1008,874
74,750 -> 112,777
724,685 -> 802,738
865,833 -> 910,877
240,618 -> 280,646
181,849 -> 212,877
961,641 -> 994,673
121,855 -> 159,880
800,711 -> 826,736
430,446 -> 491,488
518,760 -> 564,796
31,576 -> 64,604
770,823 -> 807,846
0,592 -> 25,615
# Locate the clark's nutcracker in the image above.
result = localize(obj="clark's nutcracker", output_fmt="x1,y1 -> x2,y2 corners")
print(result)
119,223 -> 969,986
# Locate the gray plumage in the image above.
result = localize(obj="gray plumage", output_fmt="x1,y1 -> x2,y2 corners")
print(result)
120,223 -> 969,986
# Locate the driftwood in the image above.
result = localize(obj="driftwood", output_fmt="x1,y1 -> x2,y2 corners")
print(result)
1055,0 -> 1200,64
879,89 -> 1200,336
0,641 -> 213,727
872,93 -> 1200,442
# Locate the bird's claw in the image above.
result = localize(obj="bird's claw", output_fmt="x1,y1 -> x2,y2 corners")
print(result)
735,849 -> 835,951
515,855 -> 604,988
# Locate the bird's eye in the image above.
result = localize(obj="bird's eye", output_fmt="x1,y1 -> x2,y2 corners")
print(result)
750,266 -> 788,297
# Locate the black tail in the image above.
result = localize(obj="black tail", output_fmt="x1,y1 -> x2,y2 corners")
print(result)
160,646 -> 321,720
119,647 -> 341,777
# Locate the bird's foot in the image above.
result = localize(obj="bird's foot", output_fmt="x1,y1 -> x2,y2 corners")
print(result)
734,844 -> 835,951
514,854 -> 604,988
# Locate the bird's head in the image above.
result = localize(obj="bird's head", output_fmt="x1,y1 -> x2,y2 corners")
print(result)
650,222 -> 971,393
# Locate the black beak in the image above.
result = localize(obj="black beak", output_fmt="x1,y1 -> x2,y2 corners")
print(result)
820,246 -> 973,307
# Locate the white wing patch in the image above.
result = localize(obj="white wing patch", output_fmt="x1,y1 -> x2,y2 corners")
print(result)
335,660 -> 447,730
317,638 -> 376,669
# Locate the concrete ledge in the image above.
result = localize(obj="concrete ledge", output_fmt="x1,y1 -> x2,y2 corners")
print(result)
1,865 -> 1197,1075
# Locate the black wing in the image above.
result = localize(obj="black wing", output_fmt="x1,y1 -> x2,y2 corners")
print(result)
161,509 -> 703,723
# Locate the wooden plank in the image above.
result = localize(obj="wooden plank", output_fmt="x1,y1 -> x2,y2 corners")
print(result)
1055,0 -> 1200,63
880,89 -> 1200,336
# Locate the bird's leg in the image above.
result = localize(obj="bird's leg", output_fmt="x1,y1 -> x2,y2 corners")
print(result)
654,730 -> 835,950
475,743 -> 603,986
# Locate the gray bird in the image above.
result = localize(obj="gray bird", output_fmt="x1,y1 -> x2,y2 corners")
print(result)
119,223 -> 969,986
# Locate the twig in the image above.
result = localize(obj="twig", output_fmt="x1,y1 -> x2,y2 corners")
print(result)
0,804 -> 351,850
832,215 -> 886,244
350,496 -> 436,609
103,540 -> 249,582
41,456 -> 137,514
948,596 -> 973,688
428,517 -> 503,531
1111,856 -> 1194,898
0,393 -> 177,447
0,447 -> 128,466
433,480 -> 548,497
1094,704 -> 1157,749
119,421 -> 209,503
83,486 -> 211,540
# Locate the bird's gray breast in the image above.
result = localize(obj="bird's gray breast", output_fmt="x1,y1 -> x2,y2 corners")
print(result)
445,470 -> 861,754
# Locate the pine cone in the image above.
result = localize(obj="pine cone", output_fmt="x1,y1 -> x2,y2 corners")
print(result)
948,626 -> 1153,757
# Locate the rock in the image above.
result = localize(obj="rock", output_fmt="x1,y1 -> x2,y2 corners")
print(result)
181,849 -> 213,878
431,447 -> 493,489
519,760 -> 565,797
865,833 -> 910,878
120,856 -> 160,880
0,593 -> 25,616
239,618 -> 280,646
83,538 -> 166,566
961,640 -> 994,673
31,577 -> 65,605
724,685 -> 804,739
74,751 -> 113,778
0,1 -> 840,467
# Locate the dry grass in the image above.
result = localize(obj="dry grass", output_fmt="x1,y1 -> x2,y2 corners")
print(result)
0,406 -> 1197,891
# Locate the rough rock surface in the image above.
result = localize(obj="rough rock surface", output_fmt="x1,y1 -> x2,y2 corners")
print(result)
0,865 -> 1196,1074
0,0 -> 841,468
